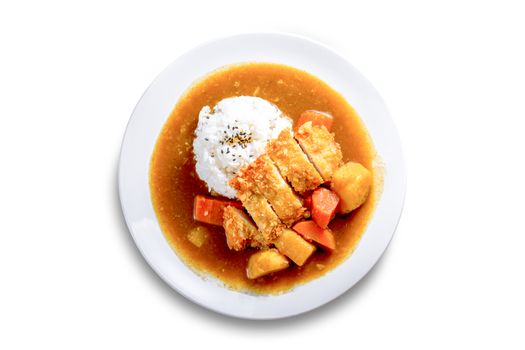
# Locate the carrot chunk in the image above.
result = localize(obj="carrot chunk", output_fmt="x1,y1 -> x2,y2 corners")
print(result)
292,220 -> 336,251
193,195 -> 243,226
295,110 -> 333,132
311,187 -> 340,228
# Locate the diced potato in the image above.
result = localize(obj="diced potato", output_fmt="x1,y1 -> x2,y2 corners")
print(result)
187,226 -> 209,247
273,229 -> 316,266
330,162 -> 372,214
246,249 -> 289,279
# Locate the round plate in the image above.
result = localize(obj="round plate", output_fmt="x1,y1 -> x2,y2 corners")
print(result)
119,32 -> 406,319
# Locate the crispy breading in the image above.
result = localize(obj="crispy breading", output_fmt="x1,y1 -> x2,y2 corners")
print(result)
229,172 -> 283,244
222,206 -> 261,251
243,155 -> 306,226
267,128 -> 323,193
295,121 -> 343,181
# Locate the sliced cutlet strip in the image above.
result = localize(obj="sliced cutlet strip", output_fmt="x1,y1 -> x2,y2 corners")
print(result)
295,121 -> 343,182
229,171 -> 283,244
267,128 -> 323,194
222,206 -> 262,251
243,155 -> 306,226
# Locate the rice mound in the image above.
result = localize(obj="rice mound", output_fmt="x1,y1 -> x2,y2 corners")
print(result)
193,96 -> 292,198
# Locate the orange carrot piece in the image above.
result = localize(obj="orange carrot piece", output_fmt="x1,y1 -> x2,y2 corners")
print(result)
193,195 -> 243,226
292,220 -> 336,251
311,187 -> 340,228
295,110 -> 333,132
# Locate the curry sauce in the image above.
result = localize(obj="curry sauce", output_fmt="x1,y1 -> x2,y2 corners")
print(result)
150,63 -> 378,294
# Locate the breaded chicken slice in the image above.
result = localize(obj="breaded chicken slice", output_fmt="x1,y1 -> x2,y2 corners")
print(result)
222,206 -> 262,251
229,171 -> 283,245
295,121 -> 343,182
267,128 -> 323,194
243,155 -> 306,226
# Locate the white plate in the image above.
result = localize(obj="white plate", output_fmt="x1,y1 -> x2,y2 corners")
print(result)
118,32 -> 406,319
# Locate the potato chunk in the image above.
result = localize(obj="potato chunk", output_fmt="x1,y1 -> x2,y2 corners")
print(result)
187,226 -> 209,248
330,162 -> 372,214
246,249 -> 289,279
273,229 -> 316,266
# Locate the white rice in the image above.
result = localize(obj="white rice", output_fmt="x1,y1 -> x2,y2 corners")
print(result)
193,96 -> 292,198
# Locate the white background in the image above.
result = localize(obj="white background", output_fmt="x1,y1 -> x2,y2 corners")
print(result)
1,0 -> 524,349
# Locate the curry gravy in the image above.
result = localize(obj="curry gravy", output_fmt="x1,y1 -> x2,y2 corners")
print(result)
150,63 -> 378,294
